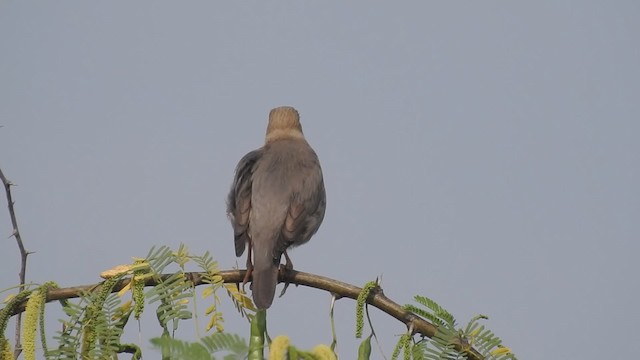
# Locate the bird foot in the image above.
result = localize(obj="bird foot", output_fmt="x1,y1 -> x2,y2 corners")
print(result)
278,262 -> 296,298
242,265 -> 253,292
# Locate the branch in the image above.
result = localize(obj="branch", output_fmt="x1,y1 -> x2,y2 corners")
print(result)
0,167 -> 483,359
0,167 -> 30,359
3,270 -> 484,360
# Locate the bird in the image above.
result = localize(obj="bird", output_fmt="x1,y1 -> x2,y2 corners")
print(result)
227,106 -> 326,309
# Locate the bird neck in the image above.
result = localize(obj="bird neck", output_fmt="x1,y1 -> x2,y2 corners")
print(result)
265,128 -> 305,144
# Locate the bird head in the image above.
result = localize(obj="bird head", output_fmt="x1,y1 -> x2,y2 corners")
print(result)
265,106 -> 305,143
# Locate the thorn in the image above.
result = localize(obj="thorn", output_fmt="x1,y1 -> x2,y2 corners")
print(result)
8,229 -> 17,239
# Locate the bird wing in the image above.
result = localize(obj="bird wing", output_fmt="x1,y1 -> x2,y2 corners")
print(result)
275,163 -> 326,256
227,149 -> 263,257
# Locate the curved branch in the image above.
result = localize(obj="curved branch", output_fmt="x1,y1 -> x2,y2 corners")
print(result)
3,270 -> 484,360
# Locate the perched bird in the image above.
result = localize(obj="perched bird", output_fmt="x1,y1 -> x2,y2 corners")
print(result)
227,106 -> 326,309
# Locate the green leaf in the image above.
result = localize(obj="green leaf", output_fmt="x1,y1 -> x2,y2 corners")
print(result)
358,334 -> 372,360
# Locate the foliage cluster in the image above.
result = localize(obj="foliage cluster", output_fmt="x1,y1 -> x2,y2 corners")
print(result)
0,245 -> 252,359
0,245 -> 516,360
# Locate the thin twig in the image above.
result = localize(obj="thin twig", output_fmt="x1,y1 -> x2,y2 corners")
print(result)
329,295 -> 337,352
0,167 -> 29,359
2,270 -> 485,360
365,287 -> 388,360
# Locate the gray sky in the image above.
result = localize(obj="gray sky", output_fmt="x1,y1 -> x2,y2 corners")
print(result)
1,2 -> 638,359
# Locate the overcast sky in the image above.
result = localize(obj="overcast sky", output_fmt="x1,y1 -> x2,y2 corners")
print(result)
1,2 -> 638,359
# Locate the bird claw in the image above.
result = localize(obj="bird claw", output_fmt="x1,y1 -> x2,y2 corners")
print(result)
277,261 -> 297,298
279,283 -> 290,298
278,265 -> 291,298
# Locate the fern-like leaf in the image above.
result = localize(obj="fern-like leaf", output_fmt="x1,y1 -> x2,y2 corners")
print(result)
413,296 -> 456,329
404,304 -> 447,329
145,246 -> 175,274
150,337 -> 213,360
147,272 -> 193,334
200,332 -> 248,358
51,297 -> 87,359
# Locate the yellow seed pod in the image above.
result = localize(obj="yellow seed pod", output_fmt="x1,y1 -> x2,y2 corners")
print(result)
312,344 -> 337,360
206,311 -> 224,332
23,291 -> 45,360
100,264 -> 132,279
491,346 -> 511,355
469,328 -> 481,337
202,287 -> 214,298
269,335 -> 290,360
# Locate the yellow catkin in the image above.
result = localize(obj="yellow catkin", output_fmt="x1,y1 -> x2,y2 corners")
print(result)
1,338 -> 13,360
23,291 -> 44,360
268,336 -> 290,360
312,344 -> 337,360
356,281 -> 377,338
132,261 -> 147,319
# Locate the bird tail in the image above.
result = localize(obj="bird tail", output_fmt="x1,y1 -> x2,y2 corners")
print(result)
252,264 -> 278,309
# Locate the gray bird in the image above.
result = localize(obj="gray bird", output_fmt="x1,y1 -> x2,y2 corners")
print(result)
227,106 -> 326,309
